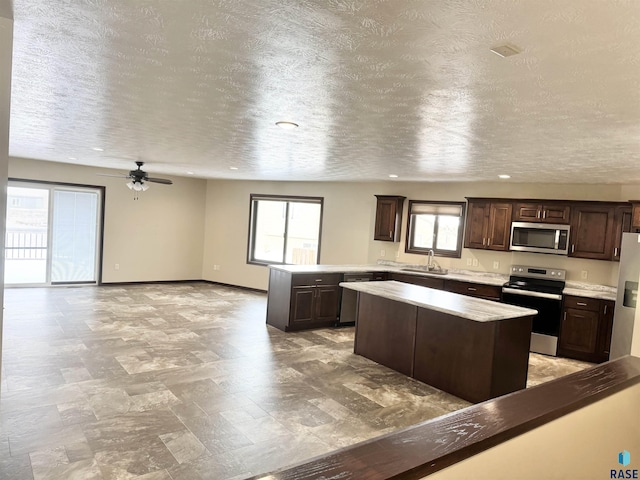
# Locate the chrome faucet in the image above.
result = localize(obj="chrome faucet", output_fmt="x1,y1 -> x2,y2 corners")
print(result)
427,249 -> 434,269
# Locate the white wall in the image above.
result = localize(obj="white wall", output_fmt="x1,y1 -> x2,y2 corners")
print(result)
8,158 -> 207,283
0,10 -> 13,390
203,179 -> 629,290
427,382 -> 640,480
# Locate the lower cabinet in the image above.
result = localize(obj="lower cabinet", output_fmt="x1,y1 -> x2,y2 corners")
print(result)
444,279 -> 502,301
267,270 -> 342,331
558,295 -> 614,363
389,272 -> 445,290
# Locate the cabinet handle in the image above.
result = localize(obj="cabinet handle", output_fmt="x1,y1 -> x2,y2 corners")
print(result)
563,312 -> 567,320
577,302 -> 587,306
614,247 -> 618,257
482,238 -> 486,246
488,238 -> 491,246
468,287 -> 477,291
543,210 -> 547,219
315,279 -> 323,282
571,244 -> 575,253
604,305 -> 608,314
537,210 -> 541,219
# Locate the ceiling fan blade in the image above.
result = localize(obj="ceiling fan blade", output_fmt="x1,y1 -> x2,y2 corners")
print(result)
146,177 -> 173,185
96,173 -> 131,178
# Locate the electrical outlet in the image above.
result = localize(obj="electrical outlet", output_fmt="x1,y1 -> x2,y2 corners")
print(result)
581,270 -> 588,280
380,250 -> 385,257
493,261 -> 500,270
466,258 -> 472,266
214,264 -> 220,271
114,263 -> 119,271
472,258 -> 479,267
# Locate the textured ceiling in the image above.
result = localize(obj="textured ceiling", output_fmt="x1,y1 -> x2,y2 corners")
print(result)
6,0 -> 640,183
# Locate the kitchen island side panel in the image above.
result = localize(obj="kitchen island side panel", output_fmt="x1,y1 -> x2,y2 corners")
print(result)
491,317 -> 533,398
265,268 -> 292,331
354,293 -> 418,377
413,309 -> 497,403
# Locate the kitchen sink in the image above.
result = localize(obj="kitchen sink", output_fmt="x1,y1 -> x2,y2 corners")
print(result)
400,267 -> 449,275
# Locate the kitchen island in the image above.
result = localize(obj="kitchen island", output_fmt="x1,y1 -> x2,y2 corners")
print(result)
341,280 -> 537,403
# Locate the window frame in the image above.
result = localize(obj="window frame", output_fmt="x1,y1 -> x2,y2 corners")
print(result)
247,193 -> 324,266
404,200 -> 466,258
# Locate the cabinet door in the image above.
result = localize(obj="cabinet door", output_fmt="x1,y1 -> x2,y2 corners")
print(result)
464,201 -> 490,249
390,272 -> 445,290
569,205 -> 615,260
597,300 -> 615,362
612,206 -> 632,261
487,203 -> 513,251
558,308 -> 600,361
541,204 -> 571,223
291,287 -> 315,325
315,285 -> 341,323
374,196 -> 405,242
513,203 -> 541,222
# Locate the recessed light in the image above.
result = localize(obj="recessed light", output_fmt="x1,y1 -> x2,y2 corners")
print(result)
490,44 -> 520,58
229,166 -> 238,170
68,156 -> 77,160
92,147 -> 104,152
275,121 -> 299,129
186,171 -> 194,175
498,174 -> 511,179
389,174 -> 398,178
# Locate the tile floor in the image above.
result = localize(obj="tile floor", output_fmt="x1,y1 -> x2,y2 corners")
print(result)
0,282 -> 593,479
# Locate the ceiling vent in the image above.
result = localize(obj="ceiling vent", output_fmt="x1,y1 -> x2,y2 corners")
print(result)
490,44 -> 520,58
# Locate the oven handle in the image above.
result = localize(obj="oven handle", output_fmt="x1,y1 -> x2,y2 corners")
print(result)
502,287 -> 563,301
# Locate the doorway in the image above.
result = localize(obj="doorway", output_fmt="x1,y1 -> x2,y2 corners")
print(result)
5,181 -> 103,286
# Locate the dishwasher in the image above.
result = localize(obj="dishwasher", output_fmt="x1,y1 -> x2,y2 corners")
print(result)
338,273 -> 374,326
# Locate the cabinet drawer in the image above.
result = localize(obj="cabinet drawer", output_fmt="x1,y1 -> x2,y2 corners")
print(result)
563,295 -> 600,312
390,272 -> 445,290
371,272 -> 388,281
445,280 -> 501,300
291,273 -> 342,286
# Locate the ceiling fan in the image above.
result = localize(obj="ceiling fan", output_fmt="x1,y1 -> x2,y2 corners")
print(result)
98,161 -> 173,198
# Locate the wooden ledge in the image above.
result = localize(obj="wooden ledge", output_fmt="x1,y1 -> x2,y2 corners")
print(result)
247,356 -> 640,480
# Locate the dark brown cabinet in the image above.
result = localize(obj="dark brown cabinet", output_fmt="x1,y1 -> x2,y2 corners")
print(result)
267,270 -> 342,331
569,204 -> 615,260
444,279 -> 501,301
389,272 -> 445,290
612,205 -> 632,261
558,295 -> 614,363
374,195 -> 405,242
464,199 -> 512,251
513,202 -> 571,224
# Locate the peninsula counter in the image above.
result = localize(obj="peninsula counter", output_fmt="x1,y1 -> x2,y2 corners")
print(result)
341,281 -> 537,403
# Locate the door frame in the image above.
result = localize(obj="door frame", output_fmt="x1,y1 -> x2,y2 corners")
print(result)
7,178 -> 106,286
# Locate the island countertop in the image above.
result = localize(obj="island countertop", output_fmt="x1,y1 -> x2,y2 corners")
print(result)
340,280 -> 537,322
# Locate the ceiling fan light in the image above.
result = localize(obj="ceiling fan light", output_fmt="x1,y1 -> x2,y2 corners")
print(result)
126,181 -> 134,190
141,183 -> 149,191
133,182 -> 143,192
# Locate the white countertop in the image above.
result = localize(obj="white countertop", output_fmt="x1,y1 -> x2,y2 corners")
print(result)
340,280 -> 538,322
269,263 -> 617,301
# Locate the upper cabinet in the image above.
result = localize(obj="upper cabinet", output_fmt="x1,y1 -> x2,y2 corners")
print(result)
565,202 -> 629,262
464,199 -> 512,251
374,195 -> 405,242
513,202 -> 571,224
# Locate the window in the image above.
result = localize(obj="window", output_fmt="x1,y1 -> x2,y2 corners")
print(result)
405,201 -> 465,258
248,194 -> 323,265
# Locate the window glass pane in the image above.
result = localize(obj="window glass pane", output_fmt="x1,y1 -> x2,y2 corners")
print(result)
412,214 -> 435,249
5,186 -> 49,284
252,200 -> 286,262
51,190 -> 99,282
285,202 -> 321,264
436,215 -> 461,251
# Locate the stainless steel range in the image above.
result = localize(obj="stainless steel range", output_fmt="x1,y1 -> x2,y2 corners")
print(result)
501,265 -> 566,356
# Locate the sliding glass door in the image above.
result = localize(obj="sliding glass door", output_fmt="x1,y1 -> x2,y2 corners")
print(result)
5,182 -> 102,286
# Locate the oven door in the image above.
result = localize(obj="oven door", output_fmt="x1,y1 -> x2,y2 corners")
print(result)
502,287 -> 563,356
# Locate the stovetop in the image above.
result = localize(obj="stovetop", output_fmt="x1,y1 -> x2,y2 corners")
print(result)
503,264 -> 566,294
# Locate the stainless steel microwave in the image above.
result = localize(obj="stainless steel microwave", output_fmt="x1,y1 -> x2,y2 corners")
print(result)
510,222 -> 570,255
